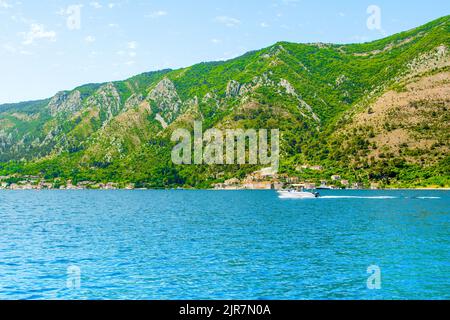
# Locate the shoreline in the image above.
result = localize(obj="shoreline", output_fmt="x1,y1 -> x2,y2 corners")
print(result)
0,187 -> 449,191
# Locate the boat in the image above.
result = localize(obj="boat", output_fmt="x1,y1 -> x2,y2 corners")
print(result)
277,189 -> 320,199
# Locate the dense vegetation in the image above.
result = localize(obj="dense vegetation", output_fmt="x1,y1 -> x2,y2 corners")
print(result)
0,16 -> 449,188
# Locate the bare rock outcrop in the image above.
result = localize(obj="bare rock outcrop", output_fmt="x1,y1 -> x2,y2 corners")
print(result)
48,90 -> 82,116
148,78 -> 182,123
86,83 -> 122,122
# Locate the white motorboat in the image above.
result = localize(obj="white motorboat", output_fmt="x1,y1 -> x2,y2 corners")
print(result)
277,190 -> 320,199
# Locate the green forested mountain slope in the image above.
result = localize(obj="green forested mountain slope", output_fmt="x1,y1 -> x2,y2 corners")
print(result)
0,16 -> 449,188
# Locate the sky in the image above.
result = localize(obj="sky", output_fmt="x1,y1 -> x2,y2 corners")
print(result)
0,0 -> 448,104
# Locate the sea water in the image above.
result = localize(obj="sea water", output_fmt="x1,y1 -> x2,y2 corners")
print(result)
0,190 -> 448,300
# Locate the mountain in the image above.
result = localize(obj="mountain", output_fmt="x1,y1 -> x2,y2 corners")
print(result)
0,16 -> 449,189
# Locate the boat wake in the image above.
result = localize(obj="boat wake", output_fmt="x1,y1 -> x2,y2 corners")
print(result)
319,196 -> 398,199
277,192 -> 443,200
311,196 -> 441,200
415,196 -> 441,199
278,195 -> 398,200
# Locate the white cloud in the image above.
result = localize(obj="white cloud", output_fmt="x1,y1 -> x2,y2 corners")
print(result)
85,35 -> 96,43
108,23 -> 119,28
56,8 -> 66,16
281,0 -> 299,5
56,4 -> 84,16
211,38 -> 222,44
127,41 -> 138,49
108,3 -> 116,9
21,24 -> 56,45
0,0 -> 11,9
2,43 -> 33,55
260,22 -> 269,28
146,10 -> 168,18
215,16 -> 241,27
117,42 -> 138,61
0,0 -> 12,9
90,2 -> 102,9
19,49 -> 33,56
2,43 -> 16,53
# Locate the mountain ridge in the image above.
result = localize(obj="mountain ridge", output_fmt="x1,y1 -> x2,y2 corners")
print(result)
2,15 -> 449,107
0,16 -> 449,189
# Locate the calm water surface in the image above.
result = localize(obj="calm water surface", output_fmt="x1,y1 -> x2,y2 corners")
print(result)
0,190 -> 448,300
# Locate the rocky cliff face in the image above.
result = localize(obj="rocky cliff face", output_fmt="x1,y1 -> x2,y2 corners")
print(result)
148,78 -> 182,123
0,16 -> 448,187
86,83 -> 122,122
48,90 -> 82,116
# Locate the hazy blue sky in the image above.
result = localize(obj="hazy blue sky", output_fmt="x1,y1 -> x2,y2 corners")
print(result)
0,0 -> 448,103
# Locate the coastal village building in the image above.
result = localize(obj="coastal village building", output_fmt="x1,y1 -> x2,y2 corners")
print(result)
370,183 -> 380,190
341,180 -> 350,187
353,182 -> 364,190
285,176 -> 300,184
242,181 -> 273,190
214,167 -> 284,190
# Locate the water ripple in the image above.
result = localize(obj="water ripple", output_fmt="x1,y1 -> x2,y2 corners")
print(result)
0,189 -> 448,300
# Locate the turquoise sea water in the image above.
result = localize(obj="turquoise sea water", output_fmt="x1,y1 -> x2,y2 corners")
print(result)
0,190 -> 448,300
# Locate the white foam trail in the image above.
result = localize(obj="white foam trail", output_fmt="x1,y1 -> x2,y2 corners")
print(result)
416,197 -> 441,199
279,195 -> 442,200
320,196 -> 398,199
